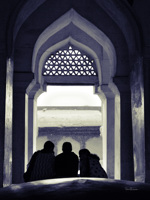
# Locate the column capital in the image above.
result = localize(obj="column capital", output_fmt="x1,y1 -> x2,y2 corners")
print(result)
95,84 -> 115,98
26,79 -> 46,99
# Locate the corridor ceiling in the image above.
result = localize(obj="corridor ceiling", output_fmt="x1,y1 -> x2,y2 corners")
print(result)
1,0 -> 141,85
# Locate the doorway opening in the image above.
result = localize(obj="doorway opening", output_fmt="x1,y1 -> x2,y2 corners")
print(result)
36,85 -> 103,167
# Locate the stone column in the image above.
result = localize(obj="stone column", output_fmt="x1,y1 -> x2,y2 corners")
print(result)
131,57 -> 145,182
3,59 -> 13,187
26,97 -> 37,164
97,85 -> 115,179
26,81 -> 46,166
12,72 -> 33,184
114,77 -> 134,181
0,52 -> 6,187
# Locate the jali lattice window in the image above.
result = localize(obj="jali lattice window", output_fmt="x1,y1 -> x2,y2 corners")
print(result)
43,46 -> 97,76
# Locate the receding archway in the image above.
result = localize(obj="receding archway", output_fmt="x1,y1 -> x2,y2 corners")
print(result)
5,0 -> 142,185
26,9 -> 119,179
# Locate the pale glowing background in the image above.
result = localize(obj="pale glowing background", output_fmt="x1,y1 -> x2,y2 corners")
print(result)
36,85 -> 102,161
37,86 -> 101,107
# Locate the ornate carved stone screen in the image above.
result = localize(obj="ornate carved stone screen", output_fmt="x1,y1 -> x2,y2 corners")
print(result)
43,46 -> 98,84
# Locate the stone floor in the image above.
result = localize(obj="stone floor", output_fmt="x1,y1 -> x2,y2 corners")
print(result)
0,178 -> 150,200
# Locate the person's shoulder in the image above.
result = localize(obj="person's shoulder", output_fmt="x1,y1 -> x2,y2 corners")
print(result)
71,152 -> 78,158
90,154 -> 100,160
56,153 -> 63,159
30,150 -> 41,162
33,150 -> 41,156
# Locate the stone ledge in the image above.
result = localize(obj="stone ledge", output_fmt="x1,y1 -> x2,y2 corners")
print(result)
0,178 -> 150,200
39,126 -> 101,136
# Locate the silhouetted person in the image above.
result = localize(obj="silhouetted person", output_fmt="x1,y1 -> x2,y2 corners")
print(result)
79,149 -> 108,178
24,141 -> 55,182
79,149 -> 90,177
55,142 -> 79,178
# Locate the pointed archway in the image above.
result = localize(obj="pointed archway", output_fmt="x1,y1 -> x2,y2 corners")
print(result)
26,9 -> 119,179
9,0 -> 142,184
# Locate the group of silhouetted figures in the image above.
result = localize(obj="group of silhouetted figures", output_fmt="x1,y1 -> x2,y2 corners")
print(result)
24,141 -> 108,182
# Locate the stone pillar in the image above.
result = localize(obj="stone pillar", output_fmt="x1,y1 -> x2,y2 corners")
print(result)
3,59 -> 13,187
130,57 -> 145,182
0,52 -> 6,188
114,77 -> 134,181
114,93 -> 121,180
97,85 -> 115,179
26,81 -> 46,166
12,72 -> 33,184
27,97 -> 37,163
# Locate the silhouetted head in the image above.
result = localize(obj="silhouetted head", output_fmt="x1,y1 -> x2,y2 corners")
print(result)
44,141 -> 54,152
79,149 -> 90,157
62,142 -> 72,153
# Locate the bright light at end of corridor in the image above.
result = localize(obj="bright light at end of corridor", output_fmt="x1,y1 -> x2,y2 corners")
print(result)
37,86 -> 101,107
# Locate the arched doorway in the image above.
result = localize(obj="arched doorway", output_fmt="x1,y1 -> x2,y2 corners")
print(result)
26,9 -> 119,179
3,0 -> 144,186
